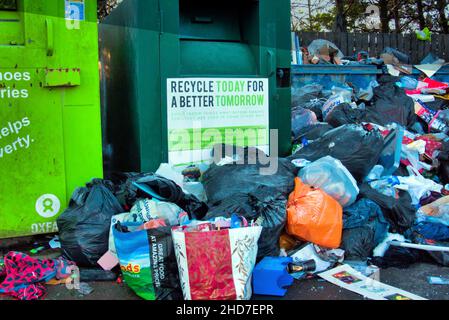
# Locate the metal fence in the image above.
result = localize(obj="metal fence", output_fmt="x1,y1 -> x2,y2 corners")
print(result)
298,31 -> 449,64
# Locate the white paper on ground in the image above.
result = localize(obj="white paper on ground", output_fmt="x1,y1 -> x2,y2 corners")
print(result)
414,64 -> 444,78
318,264 -> 427,300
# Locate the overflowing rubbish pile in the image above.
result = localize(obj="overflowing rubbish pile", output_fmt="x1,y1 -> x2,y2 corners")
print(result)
2,41 -> 449,302
288,39 -> 449,298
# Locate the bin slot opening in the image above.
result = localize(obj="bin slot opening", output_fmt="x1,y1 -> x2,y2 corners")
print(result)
0,0 -> 18,11
179,0 -> 259,75
179,0 -> 258,42
192,16 -> 213,24
0,0 -> 24,46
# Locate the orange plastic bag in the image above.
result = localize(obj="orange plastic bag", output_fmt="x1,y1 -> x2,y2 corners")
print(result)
286,178 -> 343,248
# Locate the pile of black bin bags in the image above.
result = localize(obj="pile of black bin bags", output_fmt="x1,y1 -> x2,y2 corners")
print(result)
203,146 -> 297,259
288,70 -> 449,268
57,175 -> 209,268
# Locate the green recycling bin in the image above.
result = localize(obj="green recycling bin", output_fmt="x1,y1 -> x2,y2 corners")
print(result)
100,0 -> 291,174
0,0 -> 103,238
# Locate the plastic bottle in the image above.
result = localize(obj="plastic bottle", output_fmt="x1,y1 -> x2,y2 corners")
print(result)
287,260 -> 316,274
366,165 -> 385,182
369,176 -> 400,198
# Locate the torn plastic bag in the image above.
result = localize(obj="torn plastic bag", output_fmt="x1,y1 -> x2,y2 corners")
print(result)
308,39 -> 344,59
289,124 -> 384,182
120,173 -> 208,220
286,178 -> 343,249
57,179 -> 124,267
291,106 -> 318,139
299,156 -> 359,207
113,223 -> 183,300
359,183 -> 416,234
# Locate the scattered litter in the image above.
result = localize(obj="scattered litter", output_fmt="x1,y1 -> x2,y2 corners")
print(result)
49,236 -> 61,249
78,282 -> 94,296
428,276 -> 449,285
318,264 -> 426,300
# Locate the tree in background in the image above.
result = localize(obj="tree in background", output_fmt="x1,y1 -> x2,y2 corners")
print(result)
291,0 -> 335,31
437,0 -> 449,34
334,0 -> 347,31
97,0 -> 121,20
291,0 -> 449,34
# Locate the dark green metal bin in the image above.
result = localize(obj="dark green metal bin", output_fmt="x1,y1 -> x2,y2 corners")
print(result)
100,0 -> 291,173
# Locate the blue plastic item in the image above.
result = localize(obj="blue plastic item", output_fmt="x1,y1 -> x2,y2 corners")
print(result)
378,125 -> 405,177
252,257 -> 294,297
396,76 -> 418,90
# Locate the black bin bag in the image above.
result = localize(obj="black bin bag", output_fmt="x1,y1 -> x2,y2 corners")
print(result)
364,75 -> 417,129
341,227 -> 375,261
57,179 -> 124,267
359,183 -> 416,234
203,146 -> 296,259
288,124 -> 384,182
116,172 -> 208,220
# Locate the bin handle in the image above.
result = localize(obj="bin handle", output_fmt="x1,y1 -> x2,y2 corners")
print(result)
46,18 -> 54,57
267,50 -> 275,77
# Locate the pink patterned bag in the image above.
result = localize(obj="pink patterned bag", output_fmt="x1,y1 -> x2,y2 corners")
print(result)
172,225 -> 262,300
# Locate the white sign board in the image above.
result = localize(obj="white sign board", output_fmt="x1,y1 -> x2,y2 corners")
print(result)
167,78 -> 270,166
